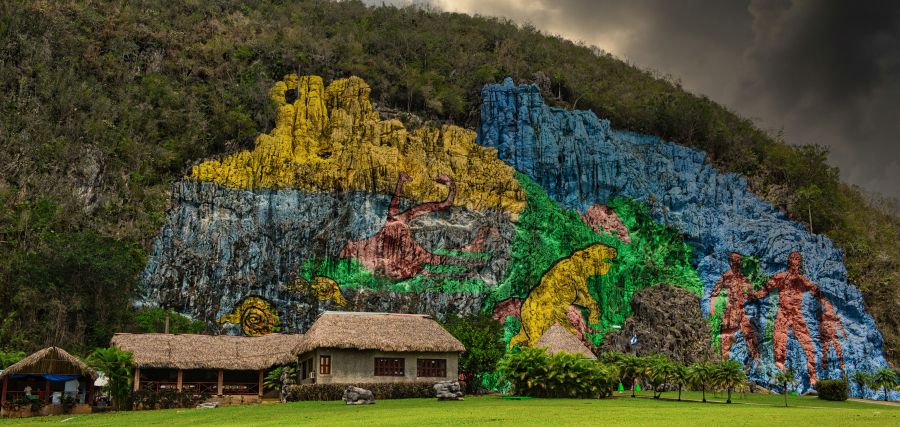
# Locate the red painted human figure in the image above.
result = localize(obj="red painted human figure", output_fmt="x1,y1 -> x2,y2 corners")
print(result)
340,173 -> 495,279
817,294 -> 846,370
752,252 -> 821,383
709,253 -> 760,361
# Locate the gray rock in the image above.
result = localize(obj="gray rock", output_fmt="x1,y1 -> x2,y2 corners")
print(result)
434,381 -> 464,401
342,386 -> 375,405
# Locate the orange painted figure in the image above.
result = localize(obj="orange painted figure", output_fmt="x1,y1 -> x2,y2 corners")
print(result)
709,253 -> 760,361
752,252 -> 821,383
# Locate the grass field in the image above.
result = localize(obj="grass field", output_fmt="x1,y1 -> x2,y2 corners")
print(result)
4,392 -> 898,426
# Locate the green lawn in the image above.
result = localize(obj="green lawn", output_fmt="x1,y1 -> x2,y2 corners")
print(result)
5,392 -> 898,426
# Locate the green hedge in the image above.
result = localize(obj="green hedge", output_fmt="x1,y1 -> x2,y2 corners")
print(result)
283,382 -> 437,401
815,380 -> 849,401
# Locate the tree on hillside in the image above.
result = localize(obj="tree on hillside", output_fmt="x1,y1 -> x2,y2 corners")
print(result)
0,351 -> 25,369
773,368 -> 798,407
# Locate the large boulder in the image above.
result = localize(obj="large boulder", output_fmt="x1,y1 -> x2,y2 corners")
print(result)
342,386 -> 375,405
434,381 -> 464,401
600,285 -> 715,364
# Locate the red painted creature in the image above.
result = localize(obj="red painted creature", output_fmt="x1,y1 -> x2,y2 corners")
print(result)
340,173 -> 495,279
709,252 -> 760,361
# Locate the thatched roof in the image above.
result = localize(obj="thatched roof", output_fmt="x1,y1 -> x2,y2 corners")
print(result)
536,325 -> 597,359
0,347 -> 97,380
293,311 -> 465,354
111,333 -> 303,370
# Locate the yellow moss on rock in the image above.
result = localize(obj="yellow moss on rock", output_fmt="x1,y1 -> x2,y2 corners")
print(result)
190,74 -> 525,216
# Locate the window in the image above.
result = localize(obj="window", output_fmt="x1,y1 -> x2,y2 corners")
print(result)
319,355 -> 331,375
416,359 -> 447,377
374,358 -> 405,376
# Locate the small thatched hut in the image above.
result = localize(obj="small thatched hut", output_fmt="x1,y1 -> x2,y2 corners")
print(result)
111,333 -> 302,400
292,311 -> 465,384
1,347 -> 98,414
536,324 -> 597,359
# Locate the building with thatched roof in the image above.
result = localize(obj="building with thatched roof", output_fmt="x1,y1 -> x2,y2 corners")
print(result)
536,324 -> 597,359
292,311 -> 465,384
111,333 -> 302,400
1,347 -> 98,416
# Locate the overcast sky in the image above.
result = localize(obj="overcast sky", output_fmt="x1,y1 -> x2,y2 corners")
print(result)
370,0 -> 900,199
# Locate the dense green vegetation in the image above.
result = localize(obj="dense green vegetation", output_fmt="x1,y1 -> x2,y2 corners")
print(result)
5,395 -> 898,426
0,0 -> 897,361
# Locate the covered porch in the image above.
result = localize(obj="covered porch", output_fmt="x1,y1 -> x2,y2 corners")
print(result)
134,367 -> 263,396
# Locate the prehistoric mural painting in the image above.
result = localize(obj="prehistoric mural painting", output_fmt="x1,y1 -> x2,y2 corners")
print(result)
709,253 -> 760,361
749,252 -> 846,384
339,172 -> 498,279
509,244 -> 617,348
284,276 -> 347,307
218,296 -> 280,336
141,74 -> 891,395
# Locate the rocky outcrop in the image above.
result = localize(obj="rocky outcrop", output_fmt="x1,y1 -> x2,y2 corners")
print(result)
190,75 -> 525,216
478,78 -> 892,394
600,285 -> 715,364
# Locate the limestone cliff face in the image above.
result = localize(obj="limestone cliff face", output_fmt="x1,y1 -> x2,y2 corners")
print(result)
142,74 -> 892,397
478,78 -> 892,395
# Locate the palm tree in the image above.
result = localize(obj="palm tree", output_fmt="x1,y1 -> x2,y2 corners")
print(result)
687,362 -> 714,403
620,355 -> 646,398
772,368 -> 797,407
647,355 -> 677,399
87,347 -> 134,411
672,363 -> 688,401
851,370 -> 871,398
600,352 -> 628,393
714,360 -> 747,403
870,368 -> 897,402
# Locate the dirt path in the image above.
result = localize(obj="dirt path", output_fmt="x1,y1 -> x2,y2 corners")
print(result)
848,398 -> 900,407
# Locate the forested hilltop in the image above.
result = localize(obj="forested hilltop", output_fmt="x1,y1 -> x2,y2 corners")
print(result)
1,0 -> 897,362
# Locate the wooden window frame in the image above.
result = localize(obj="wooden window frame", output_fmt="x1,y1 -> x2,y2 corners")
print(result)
374,357 -> 405,376
416,358 -> 447,378
319,355 -> 331,375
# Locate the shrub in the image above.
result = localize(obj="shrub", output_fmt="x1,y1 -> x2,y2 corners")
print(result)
130,389 -> 210,410
498,347 -> 615,398
283,382 -> 437,401
815,380 -> 849,401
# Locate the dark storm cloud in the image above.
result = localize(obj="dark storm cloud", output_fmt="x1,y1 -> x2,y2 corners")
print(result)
373,0 -> 900,199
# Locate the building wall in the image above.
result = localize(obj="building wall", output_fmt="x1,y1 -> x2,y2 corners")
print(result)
299,349 -> 458,384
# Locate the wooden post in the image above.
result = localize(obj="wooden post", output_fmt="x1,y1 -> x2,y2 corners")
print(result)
133,367 -> 141,392
44,379 -> 51,404
258,370 -> 264,397
217,370 -> 223,396
176,369 -> 183,392
87,380 -> 94,406
1,376 -> 8,409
